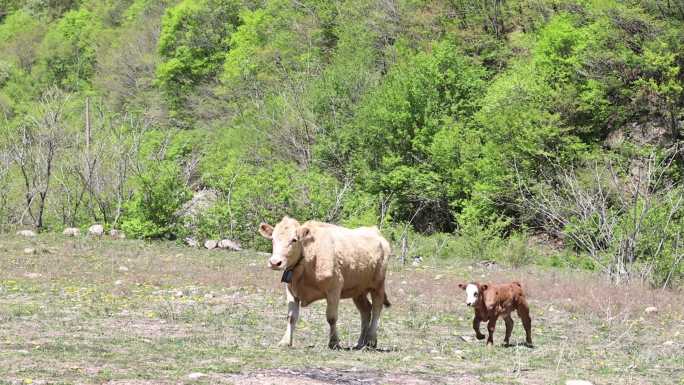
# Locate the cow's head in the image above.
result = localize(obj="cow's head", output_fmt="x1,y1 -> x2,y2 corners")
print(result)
258,216 -> 310,270
458,282 -> 488,307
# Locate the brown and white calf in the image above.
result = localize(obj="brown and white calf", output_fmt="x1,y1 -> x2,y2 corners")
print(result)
458,282 -> 533,346
259,216 -> 391,349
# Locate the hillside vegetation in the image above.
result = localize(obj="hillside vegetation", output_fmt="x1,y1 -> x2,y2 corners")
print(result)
0,0 -> 683,286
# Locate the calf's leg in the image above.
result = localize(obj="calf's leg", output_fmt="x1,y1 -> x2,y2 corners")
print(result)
486,317 -> 498,346
352,294 -> 372,349
367,287 -> 386,348
325,292 -> 341,349
473,316 -> 486,340
503,315 -> 514,346
279,285 -> 300,347
516,304 -> 533,346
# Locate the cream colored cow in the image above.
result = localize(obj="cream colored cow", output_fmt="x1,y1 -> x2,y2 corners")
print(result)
259,216 -> 391,349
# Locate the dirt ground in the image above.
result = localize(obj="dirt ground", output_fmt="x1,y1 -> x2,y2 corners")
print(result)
0,234 -> 682,385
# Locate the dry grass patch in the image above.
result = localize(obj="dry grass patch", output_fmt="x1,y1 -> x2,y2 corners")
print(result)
0,234 -> 682,385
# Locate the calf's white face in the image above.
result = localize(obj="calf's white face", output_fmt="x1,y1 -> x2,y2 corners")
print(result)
465,284 -> 479,306
458,283 -> 487,306
258,217 -> 310,271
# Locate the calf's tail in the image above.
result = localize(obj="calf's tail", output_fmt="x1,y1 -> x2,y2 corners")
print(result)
383,292 -> 391,308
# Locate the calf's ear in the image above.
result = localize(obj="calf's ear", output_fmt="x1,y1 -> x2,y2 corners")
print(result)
296,226 -> 310,241
259,223 -> 274,239
480,284 -> 488,292
457,283 -> 466,290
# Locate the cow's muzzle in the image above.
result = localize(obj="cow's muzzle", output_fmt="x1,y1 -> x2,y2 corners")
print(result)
269,256 -> 286,270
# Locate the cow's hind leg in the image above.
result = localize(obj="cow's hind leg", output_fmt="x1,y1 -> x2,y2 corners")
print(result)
503,314 -> 514,346
486,317 -> 498,346
353,294 -> 372,349
279,285 -> 299,347
517,303 -> 533,346
367,286 -> 386,348
325,291 -> 341,349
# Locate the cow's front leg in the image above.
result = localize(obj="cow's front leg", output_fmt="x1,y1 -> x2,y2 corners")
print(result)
325,292 -> 341,349
279,285 -> 299,347
473,315 -> 486,340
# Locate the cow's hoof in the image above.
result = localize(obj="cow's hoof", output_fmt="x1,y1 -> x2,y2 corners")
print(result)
328,340 -> 341,350
366,338 -> 377,349
476,334 -> 486,340
277,339 -> 292,347
353,343 -> 366,350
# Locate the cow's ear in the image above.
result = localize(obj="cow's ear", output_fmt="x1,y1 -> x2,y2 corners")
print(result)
296,226 -> 310,241
458,283 -> 466,290
259,223 -> 273,239
480,284 -> 488,292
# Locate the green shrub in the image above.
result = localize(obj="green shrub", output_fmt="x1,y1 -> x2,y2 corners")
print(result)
121,162 -> 191,239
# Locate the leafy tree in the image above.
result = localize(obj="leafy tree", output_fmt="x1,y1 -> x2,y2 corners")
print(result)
156,0 -> 240,120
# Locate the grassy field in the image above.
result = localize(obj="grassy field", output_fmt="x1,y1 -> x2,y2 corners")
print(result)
0,234 -> 682,385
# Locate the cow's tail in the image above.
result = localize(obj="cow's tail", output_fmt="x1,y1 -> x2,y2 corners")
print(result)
383,292 -> 391,308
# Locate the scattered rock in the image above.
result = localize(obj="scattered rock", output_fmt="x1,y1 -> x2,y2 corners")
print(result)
174,290 -> 184,298
62,227 -> 80,237
114,280 -> 123,286
434,274 -> 443,280
204,240 -> 218,250
23,247 -> 36,255
109,229 -> 125,239
459,335 -> 473,342
118,266 -> 129,272
411,255 -> 423,266
566,381 -> 593,385
184,237 -> 199,248
187,372 -> 206,380
24,272 -> 42,279
663,340 -> 674,346
204,293 -> 215,299
218,239 -> 242,251
644,306 -> 658,314
176,189 -> 220,234
16,230 -> 36,237
88,224 -> 104,236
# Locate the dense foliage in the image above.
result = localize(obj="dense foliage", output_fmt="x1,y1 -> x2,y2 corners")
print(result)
0,0 -> 682,285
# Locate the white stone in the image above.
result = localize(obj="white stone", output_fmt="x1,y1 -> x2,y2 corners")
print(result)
184,237 -> 199,247
88,224 -> 104,236
663,340 -> 674,346
204,240 -> 218,250
187,373 -> 206,380
218,239 -> 242,251
114,280 -> 123,286
644,306 -> 658,314
16,230 -> 36,237
62,227 -> 80,236
23,247 -> 36,254
118,266 -> 129,272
